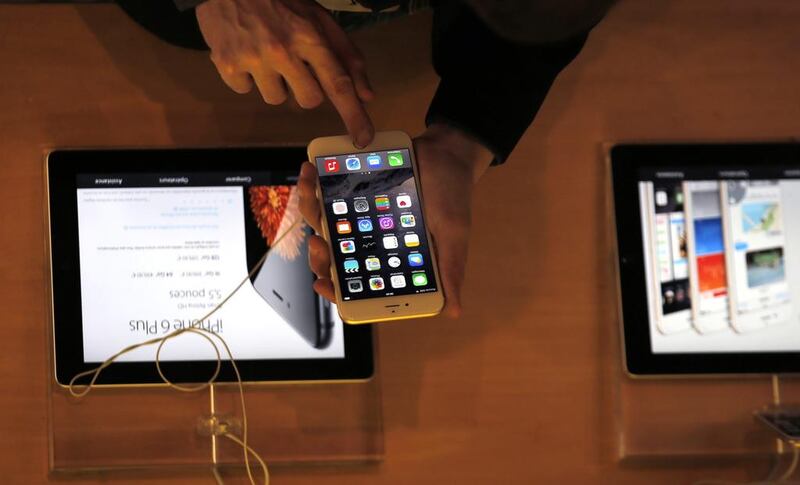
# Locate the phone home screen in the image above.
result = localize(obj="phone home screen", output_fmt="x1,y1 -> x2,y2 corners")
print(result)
316,148 -> 439,301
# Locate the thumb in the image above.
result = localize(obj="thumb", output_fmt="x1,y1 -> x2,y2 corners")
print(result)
432,223 -> 470,318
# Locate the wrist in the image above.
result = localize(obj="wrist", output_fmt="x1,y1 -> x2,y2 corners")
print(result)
419,123 -> 494,184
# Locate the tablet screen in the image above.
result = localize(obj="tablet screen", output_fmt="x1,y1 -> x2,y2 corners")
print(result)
74,172 -> 345,363
637,168 -> 800,354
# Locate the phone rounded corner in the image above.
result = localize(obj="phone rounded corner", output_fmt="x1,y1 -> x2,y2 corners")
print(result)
339,309 -> 375,325
434,297 -> 446,316
335,304 -> 356,325
306,137 -> 324,157
341,315 -> 366,325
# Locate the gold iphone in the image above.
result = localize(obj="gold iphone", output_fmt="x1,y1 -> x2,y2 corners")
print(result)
308,131 -> 444,324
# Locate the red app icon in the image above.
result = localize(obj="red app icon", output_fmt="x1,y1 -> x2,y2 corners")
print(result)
324,158 -> 339,173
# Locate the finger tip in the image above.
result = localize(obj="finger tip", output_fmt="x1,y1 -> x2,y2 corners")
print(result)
300,162 -> 315,177
355,129 -> 374,149
359,88 -> 375,102
449,306 -> 462,319
442,298 -> 462,319
312,278 -> 336,302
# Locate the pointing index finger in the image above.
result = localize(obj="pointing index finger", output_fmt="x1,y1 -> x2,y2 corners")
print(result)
308,51 -> 374,148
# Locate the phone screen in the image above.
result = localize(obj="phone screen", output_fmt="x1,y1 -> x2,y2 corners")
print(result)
641,181 -> 692,334
684,181 -> 730,333
721,180 -> 792,330
316,148 -> 439,301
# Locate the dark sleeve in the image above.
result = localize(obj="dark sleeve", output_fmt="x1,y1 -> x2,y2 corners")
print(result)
174,0 -> 206,10
426,1 -> 591,164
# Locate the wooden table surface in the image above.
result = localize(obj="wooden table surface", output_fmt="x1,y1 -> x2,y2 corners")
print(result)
2,1 -> 799,483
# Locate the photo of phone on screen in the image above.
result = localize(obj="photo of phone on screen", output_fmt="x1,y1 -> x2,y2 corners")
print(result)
640,181 -> 692,335
684,181 -> 730,334
721,180 -> 792,332
248,185 -> 333,348
308,131 -> 444,324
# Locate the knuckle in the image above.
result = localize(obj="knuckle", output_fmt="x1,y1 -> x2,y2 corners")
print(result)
329,75 -> 355,97
290,17 -> 323,43
261,41 -> 291,64
238,44 -> 260,63
209,51 -> 235,70
214,43 -> 256,64
291,16 -> 318,35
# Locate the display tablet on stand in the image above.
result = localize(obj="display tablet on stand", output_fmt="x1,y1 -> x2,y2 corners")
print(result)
47,147 -> 373,386
611,142 -> 800,376
610,142 -> 800,461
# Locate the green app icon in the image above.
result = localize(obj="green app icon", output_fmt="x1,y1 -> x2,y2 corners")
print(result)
412,272 -> 428,287
387,151 -> 404,167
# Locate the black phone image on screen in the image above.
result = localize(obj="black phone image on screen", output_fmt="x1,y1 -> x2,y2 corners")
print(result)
247,185 -> 333,349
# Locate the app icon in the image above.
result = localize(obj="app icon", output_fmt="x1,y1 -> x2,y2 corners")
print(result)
343,259 -> 359,273
353,199 -> 369,213
367,155 -> 381,168
358,219 -> 373,232
365,257 -> 381,271
408,253 -> 424,267
379,216 -> 395,230
390,275 -> 407,288
388,256 -> 401,268
336,221 -> 352,234
404,233 -> 420,247
388,151 -> 404,167
412,272 -> 428,287
400,214 -> 416,227
655,190 -> 668,207
339,240 -> 355,254
332,201 -> 347,215
324,158 -> 339,173
361,240 -> 377,250
369,276 -> 385,291
396,195 -> 412,209
375,196 -> 390,211
345,156 -> 361,171
383,235 -> 398,249
347,279 -> 363,293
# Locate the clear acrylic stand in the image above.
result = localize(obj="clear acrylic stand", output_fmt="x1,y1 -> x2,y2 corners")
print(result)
49,371 -> 384,475
614,372 -> 800,461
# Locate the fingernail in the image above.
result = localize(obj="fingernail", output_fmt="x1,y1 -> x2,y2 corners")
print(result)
355,129 -> 372,149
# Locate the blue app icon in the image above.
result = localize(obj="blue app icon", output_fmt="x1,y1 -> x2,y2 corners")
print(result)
408,253 -> 424,267
345,157 -> 361,170
358,219 -> 373,232
343,259 -> 359,274
367,155 -> 381,167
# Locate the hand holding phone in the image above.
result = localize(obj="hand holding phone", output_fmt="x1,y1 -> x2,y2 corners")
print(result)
300,129 -> 492,323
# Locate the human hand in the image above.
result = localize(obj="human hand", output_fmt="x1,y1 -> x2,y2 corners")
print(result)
297,125 -> 494,318
196,0 -> 375,147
